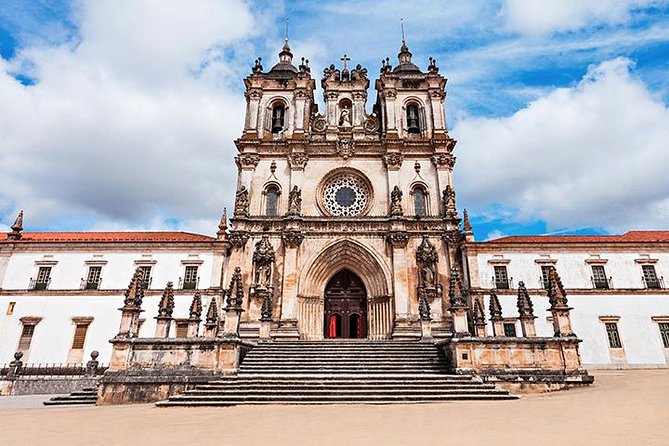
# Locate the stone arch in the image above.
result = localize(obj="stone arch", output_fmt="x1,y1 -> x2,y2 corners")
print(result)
297,239 -> 394,340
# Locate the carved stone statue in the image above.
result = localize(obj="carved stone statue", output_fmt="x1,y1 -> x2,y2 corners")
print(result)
390,185 -> 403,216
252,235 -> 275,290
234,186 -> 249,217
339,108 -> 352,127
287,186 -> 302,216
442,185 -> 456,217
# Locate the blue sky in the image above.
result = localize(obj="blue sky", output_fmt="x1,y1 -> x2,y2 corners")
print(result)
0,0 -> 668,239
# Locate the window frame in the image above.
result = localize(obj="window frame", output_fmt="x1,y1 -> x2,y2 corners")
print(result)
605,322 -> 622,348
263,183 -> 281,216
591,265 -> 610,289
410,184 -> 428,217
182,265 -> 199,290
494,265 -> 510,290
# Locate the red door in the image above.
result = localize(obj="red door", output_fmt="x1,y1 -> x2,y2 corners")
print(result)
324,270 -> 367,339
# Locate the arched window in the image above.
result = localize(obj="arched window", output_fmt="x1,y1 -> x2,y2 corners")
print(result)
406,104 -> 420,134
271,104 -> 285,134
265,186 -> 279,216
413,186 -> 427,216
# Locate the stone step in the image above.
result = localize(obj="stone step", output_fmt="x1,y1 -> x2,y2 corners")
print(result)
190,384 -> 497,392
210,374 -> 473,381
157,394 -> 518,406
174,389 -> 508,398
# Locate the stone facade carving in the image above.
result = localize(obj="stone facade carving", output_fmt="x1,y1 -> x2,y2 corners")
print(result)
448,267 -> 468,309
442,185 -> 457,218
516,281 -> 535,318
385,231 -> 409,248
431,153 -> 455,169
282,230 -> 304,248
382,153 -> 404,170
228,230 -> 250,248
336,138 -> 355,159
189,291 -> 203,320
288,152 -> 309,169
252,235 -> 275,290
235,153 -> 260,170
390,185 -> 403,216
286,186 -> 302,216
234,186 -> 249,218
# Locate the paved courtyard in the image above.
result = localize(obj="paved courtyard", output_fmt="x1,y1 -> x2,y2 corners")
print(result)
0,370 -> 667,446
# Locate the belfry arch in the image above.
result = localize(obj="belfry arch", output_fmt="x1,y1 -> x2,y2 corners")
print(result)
297,239 -> 394,340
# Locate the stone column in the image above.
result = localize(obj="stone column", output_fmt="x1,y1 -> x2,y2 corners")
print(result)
244,89 -> 262,134
279,230 -> 304,323
448,267 -> 471,336
386,231 -> 410,319
222,267 -> 245,338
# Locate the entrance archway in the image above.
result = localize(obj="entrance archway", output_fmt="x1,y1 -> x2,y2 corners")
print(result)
324,269 -> 367,339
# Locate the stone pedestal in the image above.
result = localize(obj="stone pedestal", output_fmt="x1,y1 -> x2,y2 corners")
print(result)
520,316 -> 537,337
203,322 -> 217,338
451,307 -> 470,336
187,319 -> 200,338
259,319 -> 271,339
117,307 -> 143,338
474,323 -> 486,337
154,317 -> 171,338
223,309 -> 243,337
420,318 -> 433,341
492,319 -> 505,337
551,308 -> 575,337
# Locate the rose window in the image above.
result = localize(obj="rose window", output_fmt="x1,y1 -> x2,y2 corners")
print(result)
322,174 -> 370,216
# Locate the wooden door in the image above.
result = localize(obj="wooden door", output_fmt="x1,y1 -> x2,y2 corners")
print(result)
324,269 -> 367,339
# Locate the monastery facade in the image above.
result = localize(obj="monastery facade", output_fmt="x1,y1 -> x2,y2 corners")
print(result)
0,38 -> 668,373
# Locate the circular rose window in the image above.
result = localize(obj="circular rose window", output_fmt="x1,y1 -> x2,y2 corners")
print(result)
322,173 -> 371,216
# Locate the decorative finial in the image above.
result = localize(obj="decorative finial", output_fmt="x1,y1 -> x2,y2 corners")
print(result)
218,208 -> 228,234
285,17 -> 289,43
463,209 -> 473,232
400,17 -> 405,43
340,54 -> 350,72
8,210 -> 24,240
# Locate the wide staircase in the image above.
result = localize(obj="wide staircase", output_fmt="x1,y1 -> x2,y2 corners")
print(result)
43,386 -> 98,406
157,340 -> 516,406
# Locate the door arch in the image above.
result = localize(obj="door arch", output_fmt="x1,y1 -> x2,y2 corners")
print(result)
324,269 -> 367,339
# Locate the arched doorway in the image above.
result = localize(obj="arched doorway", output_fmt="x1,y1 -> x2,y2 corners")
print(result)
324,269 -> 367,339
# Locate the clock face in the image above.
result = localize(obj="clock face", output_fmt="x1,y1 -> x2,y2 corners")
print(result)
323,174 -> 369,216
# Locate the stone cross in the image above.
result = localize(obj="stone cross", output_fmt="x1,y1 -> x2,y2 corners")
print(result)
340,54 -> 350,71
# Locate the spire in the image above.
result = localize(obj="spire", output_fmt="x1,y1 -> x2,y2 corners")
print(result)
489,289 -> 502,321
123,268 -> 145,309
448,267 -> 468,309
547,268 -> 569,309
217,208 -> 228,239
516,281 -> 535,318
279,18 -> 293,64
463,209 -> 472,232
189,291 -> 203,320
157,282 -> 175,319
7,210 -> 24,240
473,298 -> 486,325
205,297 -> 218,326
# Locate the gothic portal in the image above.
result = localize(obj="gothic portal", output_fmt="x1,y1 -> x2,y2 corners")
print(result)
223,35 -> 462,341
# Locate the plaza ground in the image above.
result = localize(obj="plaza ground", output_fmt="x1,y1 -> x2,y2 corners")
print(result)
0,370 -> 667,446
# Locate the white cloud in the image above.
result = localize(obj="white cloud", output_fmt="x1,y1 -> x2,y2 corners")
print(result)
485,229 -> 508,241
454,57 -> 669,233
502,0 -> 657,35
0,0 -> 265,233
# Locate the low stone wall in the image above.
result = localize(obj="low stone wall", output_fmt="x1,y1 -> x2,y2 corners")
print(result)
0,376 -> 99,396
439,336 -> 594,392
99,336 -> 255,404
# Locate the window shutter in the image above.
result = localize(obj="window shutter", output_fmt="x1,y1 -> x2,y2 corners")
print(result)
72,324 -> 89,349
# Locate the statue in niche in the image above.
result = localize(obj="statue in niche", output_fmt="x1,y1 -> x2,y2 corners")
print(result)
390,185 -> 403,216
442,185 -> 456,216
255,263 -> 272,288
234,186 -> 249,217
252,235 -> 275,291
287,186 -> 302,216
339,108 -> 352,127
421,263 -> 435,287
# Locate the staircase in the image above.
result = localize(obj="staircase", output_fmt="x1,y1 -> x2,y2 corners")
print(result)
157,340 -> 516,406
43,387 -> 98,406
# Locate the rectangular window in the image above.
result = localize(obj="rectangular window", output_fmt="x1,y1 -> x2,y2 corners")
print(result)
605,322 -> 622,348
591,265 -> 609,289
659,323 -> 669,348
541,265 -> 554,290
137,266 -> 152,289
183,265 -> 199,290
642,265 -> 660,289
85,266 -> 102,290
503,322 -> 517,337
494,266 -> 509,289
33,266 -> 51,290
6,302 -> 16,315
18,324 -> 35,352
175,322 -> 189,338
71,324 -> 89,350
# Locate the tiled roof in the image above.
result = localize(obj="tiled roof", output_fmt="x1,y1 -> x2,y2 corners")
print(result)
481,231 -> 669,245
1,231 -> 216,243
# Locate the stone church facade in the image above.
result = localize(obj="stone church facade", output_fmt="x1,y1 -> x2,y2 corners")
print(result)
0,38 -> 668,384
231,38 -> 460,341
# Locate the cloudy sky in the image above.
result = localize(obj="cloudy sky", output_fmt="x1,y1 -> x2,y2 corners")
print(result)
0,0 -> 668,240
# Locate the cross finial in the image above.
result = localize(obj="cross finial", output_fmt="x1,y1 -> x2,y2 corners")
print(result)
285,17 -> 289,42
340,54 -> 351,71
401,17 -> 405,43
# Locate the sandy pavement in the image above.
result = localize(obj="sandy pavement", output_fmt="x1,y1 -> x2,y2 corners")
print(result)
1,370 -> 667,446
